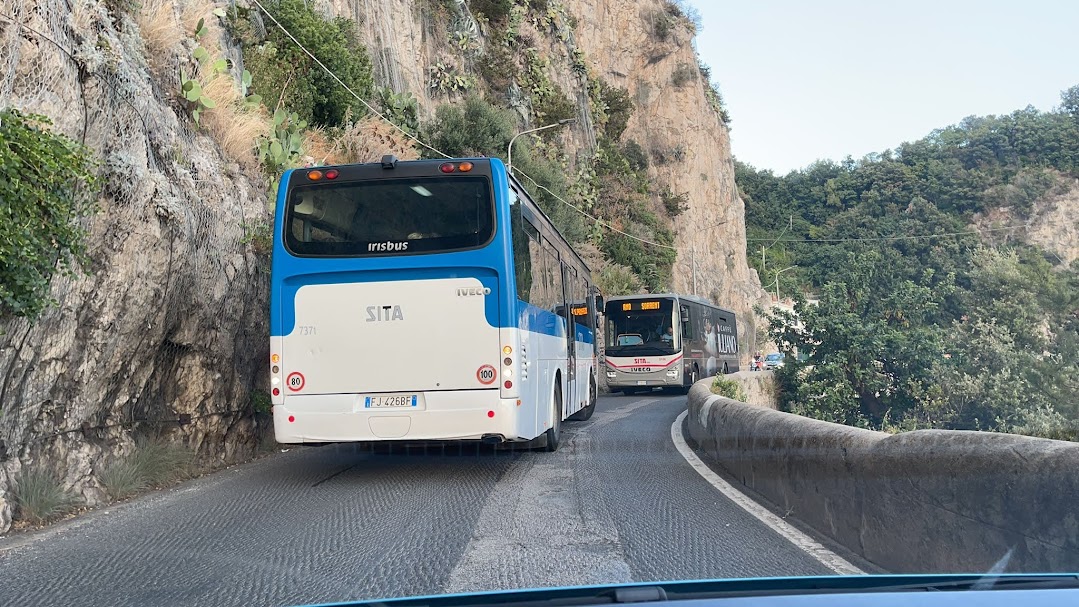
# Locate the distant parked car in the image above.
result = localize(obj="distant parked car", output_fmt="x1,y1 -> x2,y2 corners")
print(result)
763,352 -> 785,370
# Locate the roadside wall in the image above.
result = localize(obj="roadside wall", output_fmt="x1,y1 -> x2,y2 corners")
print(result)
685,382 -> 1079,573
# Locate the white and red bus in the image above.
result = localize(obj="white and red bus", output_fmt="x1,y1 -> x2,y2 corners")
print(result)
602,294 -> 738,394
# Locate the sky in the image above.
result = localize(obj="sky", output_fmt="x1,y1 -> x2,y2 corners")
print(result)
691,0 -> 1079,175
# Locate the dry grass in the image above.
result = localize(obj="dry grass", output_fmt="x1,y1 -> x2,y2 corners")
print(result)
199,73 -> 268,171
319,116 -> 420,165
137,0 -> 183,67
180,0 -> 219,41
302,127 -> 346,166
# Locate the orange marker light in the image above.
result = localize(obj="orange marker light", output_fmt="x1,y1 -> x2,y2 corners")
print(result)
502,346 -> 512,355
271,354 -> 280,363
307,170 -> 323,181
458,161 -> 474,172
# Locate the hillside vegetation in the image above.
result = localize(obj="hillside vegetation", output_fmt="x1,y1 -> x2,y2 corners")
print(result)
740,86 -> 1079,440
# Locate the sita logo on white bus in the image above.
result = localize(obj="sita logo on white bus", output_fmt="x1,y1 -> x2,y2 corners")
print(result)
366,305 -> 404,322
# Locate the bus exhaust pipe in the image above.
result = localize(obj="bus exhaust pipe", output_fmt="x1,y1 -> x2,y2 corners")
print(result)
481,434 -> 505,445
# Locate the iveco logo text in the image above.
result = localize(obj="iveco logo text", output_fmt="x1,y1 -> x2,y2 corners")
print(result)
366,305 -> 404,322
457,287 -> 491,296
368,241 -> 408,252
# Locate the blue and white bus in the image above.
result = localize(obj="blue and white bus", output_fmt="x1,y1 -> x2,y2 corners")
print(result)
269,156 -> 599,451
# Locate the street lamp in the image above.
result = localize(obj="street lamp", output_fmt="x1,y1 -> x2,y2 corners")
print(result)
507,118 -> 576,175
769,266 -> 797,301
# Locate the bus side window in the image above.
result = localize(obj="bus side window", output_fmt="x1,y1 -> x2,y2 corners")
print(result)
544,240 -> 563,316
510,204 -> 531,302
680,305 -> 691,338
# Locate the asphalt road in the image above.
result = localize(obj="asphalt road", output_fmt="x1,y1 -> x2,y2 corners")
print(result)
0,392 -> 831,607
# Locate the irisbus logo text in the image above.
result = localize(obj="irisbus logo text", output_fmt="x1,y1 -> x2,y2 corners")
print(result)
369,241 -> 408,252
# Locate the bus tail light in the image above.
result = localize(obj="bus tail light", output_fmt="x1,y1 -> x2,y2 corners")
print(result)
504,380 -> 512,389
273,388 -> 280,396
325,169 -> 339,179
439,162 -> 455,173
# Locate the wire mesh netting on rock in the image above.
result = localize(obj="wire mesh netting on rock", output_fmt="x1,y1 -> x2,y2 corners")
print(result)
0,0 -> 273,530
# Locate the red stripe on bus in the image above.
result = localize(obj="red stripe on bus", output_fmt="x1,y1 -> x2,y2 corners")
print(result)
605,354 -> 684,370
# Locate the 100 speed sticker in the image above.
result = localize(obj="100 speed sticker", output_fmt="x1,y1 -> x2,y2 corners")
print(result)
476,365 -> 497,385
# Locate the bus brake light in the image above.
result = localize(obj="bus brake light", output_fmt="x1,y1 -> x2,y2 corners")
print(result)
325,169 -> 339,179
439,162 -> 455,173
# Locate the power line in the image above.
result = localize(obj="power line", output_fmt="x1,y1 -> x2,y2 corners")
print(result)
248,0 -> 677,251
745,223 -> 1028,244
514,172 -> 678,251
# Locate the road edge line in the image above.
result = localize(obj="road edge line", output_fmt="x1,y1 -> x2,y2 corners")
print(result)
670,409 -> 865,575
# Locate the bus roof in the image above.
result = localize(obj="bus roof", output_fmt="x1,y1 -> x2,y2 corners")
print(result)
605,293 -> 736,314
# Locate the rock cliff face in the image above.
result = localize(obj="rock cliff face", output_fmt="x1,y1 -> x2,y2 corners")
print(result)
0,0 -> 763,531
567,0 -> 765,347
0,0 -> 272,531
319,0 -> 766,348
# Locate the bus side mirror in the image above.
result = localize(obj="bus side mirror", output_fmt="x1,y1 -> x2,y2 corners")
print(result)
594,294 -> 604,313
680,306 -> 689,323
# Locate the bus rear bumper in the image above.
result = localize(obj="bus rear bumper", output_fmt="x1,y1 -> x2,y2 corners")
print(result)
273,390 -> 520,444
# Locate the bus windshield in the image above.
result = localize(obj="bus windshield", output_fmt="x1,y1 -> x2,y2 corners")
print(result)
284,176 -> 494,257
605,299 -> 678,356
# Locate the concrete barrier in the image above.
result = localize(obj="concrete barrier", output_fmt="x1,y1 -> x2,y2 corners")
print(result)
685,382 -> 1079,573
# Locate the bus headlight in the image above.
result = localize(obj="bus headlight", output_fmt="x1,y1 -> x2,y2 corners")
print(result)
666,369 -> 679,378
606,370 -> 616,379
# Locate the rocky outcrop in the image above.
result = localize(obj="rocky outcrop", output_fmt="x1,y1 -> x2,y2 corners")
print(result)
568,0 -> 766,354
0,0 -> 271,530
1027,179 -> 1079,265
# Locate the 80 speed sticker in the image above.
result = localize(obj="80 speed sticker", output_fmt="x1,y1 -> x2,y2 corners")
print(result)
286,372 -> 305,392
476,365 -> 497,385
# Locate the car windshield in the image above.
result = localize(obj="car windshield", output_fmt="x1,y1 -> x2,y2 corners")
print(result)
3,1 -> 1078,606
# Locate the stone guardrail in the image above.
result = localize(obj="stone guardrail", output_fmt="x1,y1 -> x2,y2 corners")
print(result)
685,382 -> 1079,573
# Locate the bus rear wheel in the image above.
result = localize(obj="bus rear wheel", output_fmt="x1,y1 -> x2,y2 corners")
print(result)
540,382 -> 562,452
569,376 -> 596,421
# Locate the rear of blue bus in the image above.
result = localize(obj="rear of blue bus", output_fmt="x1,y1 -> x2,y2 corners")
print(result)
268,158 -> 524,444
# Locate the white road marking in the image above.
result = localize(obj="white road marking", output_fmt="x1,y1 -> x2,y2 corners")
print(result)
671,409 -> 865,575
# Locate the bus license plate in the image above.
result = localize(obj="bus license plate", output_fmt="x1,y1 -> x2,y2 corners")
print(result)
637,380 -> 647,385
364,394 -> 420,409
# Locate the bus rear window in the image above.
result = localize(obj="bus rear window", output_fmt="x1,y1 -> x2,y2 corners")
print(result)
284,177 -> 494,257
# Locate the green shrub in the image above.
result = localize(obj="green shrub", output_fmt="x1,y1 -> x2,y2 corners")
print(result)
711,376 -> 748,402
661,188 -> 689,217
229,1 -> 373,127
468,0 -> 512,21
251,389 -> 273,414
423,95 -> 514,158
596,264 -> 641,296
671,62 -> 697,87
0,109 -> 97,320
622,140 -> 649,171
13,468 -> 81,525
